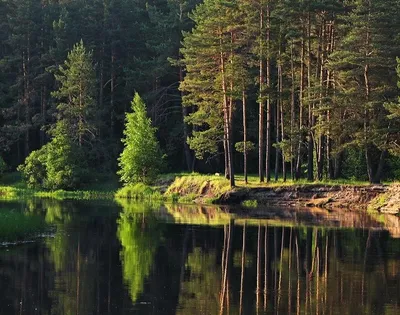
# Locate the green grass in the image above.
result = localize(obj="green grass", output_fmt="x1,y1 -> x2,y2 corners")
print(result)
0,172 -> 117,200
234,173 -> 371,188
115,183 -> 164,200
367,193 -> 390,212
0,210 -> 47,241
164,173 -> 232,203
241,199 -> 258,208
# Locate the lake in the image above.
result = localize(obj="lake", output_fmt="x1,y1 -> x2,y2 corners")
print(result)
0,199 -> 399,314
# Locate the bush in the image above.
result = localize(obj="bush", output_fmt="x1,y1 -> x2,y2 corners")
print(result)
44,128 -> 88,190
18,123 -> 88,190
18,146 -> 48,188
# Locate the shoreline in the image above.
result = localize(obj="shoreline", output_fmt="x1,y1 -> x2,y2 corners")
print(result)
217,184 -> 400,214
1,174 -> 399,215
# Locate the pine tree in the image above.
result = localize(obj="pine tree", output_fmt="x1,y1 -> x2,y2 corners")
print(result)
118,93 -> 162,185
51,40 -> 97,148
329,0 -> 400,182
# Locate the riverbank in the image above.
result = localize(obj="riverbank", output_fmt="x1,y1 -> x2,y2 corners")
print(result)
1,172 -> 398,215
162,174 -> 400,215
218,183 -> 400,213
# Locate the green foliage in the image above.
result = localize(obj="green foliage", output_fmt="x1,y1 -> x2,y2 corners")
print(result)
45,122 -> 88,190
387,155 -> 400,180
18,41 -> 96,190
0,186 -> 24,199
385,57 -> 400,156
51,40 -> 97,147
235,141 -> 255,154
17,146 -> 48,189
342,147 -> 368,181
118,93 -> 163,185
115,183 -> 163,201
18,122 -> 88,190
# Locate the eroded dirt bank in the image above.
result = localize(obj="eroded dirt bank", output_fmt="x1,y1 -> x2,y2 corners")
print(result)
217,184 -> 400,215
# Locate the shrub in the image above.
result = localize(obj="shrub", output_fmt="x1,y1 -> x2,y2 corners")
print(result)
18,146 -> 48,188
18,123 -> 88,190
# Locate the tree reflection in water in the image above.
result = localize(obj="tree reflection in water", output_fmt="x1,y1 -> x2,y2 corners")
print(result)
0,200 -> 400,314
116,200 -> 163,304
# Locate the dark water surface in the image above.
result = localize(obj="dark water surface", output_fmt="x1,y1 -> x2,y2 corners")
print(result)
0,199 -> 400,315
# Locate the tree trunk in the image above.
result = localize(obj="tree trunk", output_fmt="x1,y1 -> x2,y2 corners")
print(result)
275,99 -> 280,182
180,66 -> 194,171
316,20 -> 325,181
220,35 -> 235,187
373,149 -> 387,183
242,89 -> 248,184
296,26 -> 306,180
259,4 -> 265,183
290,41 -> 295,180
307,12 -> 314,181
265,1 -> 272,183
110,37 -> 116,138
23,49 -> 30,158
280,79 -> 286,182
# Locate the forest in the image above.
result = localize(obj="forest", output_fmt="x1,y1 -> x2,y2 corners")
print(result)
1,0 -> 400,190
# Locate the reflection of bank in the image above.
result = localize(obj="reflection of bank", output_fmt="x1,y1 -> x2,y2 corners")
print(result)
163,204 -> 232,226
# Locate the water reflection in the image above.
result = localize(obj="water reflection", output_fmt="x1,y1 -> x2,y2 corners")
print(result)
117,201 -> 163,303
0,199 -> 399,314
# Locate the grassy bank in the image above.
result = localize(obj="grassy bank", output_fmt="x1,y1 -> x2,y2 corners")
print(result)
112,172 -> 382,204
0,172 -> 117,200
1,171 -> 396,206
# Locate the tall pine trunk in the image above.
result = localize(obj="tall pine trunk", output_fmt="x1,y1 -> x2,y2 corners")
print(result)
258,3 -> 265,183
307,12 -> 314,181
220,35 -> 235,187
242,89 -> 248,184
290,41 -> 295,180
296,24 -> 306,180
265,1 -> 272,182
